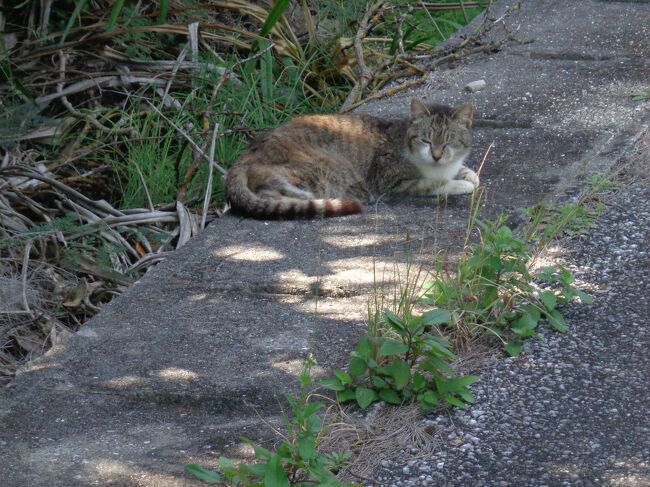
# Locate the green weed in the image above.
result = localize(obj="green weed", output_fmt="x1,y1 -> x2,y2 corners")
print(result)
523,202 -> 603,242
630,86 -> 650,102
422,217 -> 592,357
585,175 -> 619,193
322,309 -> 479,411
186,357 -> 358,486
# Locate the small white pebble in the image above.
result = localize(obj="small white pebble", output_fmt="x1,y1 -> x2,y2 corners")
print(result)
465,79 -> 487,92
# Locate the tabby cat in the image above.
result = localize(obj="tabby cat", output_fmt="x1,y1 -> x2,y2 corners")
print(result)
225,99 -> 478,218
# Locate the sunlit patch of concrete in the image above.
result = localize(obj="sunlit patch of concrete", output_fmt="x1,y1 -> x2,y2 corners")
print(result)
321,234 -> 392,249
89,459 -> 185,486
213,244 -> 285,262
157,367 -> 199,381
557,81 -> 649,131
104,375 -> 147,387
272,358 -> 327,378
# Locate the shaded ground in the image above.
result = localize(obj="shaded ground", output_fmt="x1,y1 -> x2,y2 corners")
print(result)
1,1 -> 649,486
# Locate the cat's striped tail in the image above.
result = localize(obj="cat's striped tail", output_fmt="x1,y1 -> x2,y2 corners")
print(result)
224,168 -> 362,219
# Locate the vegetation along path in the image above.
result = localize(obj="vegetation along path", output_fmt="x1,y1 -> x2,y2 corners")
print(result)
1,1 -> 649,486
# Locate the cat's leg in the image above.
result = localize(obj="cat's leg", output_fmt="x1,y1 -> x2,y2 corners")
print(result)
457,166 -> 480,188
430,179 -> 476,195
278,180 -> 315,199
393,178 -> 476,196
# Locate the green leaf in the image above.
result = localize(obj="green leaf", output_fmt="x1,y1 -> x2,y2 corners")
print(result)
457,389 -> 475,404
243,438 -> 274,460
337,389 -> 356,403
320,377 -> 345,392
348,357 -> 368,377
511,313 -> 538,337
421,356 -> 454,376
379,338 -> 409,357
412,372 -> 428,391
505,340 -> 521,357
424,336 -> 456,360
334,370 -> 352,385
184,464 -> 223,484
356,336 -> 374,360
243,463 -> 268,476
458,375 -> 480,387
379,388 -> 402,405
573,289 -> 593,304
158,0 -> 169,23
444,396 -> 468,408
548,309 -> 568,332
106,0 -> 125,31
422,308 -> 452,325
355,387 -> 378,409
264,454 -> 290,487
259,0 -> 290,37
298,435 -> 316,460
371,376 -> 387,388
421,390 -> 439,408
305,414 -> 322,434
218,456 -> 236,469
383,310 -> 406,334
382,360 -> 411,390
301,402 -> 323,419
539,291 -> 557,311
60,0 -> 89,45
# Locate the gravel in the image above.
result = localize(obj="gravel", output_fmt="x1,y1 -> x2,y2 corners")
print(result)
371,182 -> 650,487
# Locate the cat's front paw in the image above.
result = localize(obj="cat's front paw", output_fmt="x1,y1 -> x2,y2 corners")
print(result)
458,167 -> 479,189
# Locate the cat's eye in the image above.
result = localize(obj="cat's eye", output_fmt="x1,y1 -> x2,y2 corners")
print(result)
419,138 -> 431,146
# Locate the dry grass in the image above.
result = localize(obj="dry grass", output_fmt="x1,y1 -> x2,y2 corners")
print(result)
318,399 -> 440,483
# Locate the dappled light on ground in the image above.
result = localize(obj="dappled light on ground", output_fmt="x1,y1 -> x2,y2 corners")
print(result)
104,375 -> 147,388
188,293 -> 208,302
157,367 -> 199,381
321,234 -> 392,249
213,244 -> 286,262
556,80 -> 649,131
88,458 -> 185,487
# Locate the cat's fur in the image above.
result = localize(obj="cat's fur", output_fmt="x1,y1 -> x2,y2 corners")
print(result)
225,99 -> 478,218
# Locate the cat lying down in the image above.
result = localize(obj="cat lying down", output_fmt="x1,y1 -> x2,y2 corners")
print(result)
225,99 -> 479,219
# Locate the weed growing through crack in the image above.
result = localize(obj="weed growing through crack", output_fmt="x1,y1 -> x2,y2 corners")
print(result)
630,86 -> 650,102
186,357 -> 358,486
421,217 -> 592,357
321,309 -> 479,411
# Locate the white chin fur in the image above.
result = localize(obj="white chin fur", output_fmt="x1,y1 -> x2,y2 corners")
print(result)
408,147 -> 469,182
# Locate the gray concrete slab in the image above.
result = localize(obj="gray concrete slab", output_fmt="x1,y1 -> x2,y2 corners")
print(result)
1,1 -> 649,486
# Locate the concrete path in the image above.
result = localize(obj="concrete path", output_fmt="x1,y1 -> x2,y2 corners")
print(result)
1,1 -> 649,486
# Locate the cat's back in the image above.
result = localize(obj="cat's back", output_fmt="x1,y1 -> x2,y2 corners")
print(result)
249,112 -> 393,158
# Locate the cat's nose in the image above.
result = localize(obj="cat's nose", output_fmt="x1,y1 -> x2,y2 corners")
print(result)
431,148 -> 443,161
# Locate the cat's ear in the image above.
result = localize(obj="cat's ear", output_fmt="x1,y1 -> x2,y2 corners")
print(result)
452,104 -> 474,128
410,99 -> 430,117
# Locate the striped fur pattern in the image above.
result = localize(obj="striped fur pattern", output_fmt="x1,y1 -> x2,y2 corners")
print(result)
225,99 -> 477,219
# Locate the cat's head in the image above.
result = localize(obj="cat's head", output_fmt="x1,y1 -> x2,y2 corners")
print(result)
406,99 -> 473,167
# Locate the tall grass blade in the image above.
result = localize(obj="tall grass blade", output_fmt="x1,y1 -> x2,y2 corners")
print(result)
259,0 -> 290,37
60,0 -> 89,46
158,0 -> 169,24
260,41 -> 274,103
106,0 -> 126,31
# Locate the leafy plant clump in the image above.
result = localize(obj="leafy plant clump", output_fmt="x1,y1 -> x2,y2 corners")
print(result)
186,358 -> 359,486
423,218 -> 592,357
630,86 -> 650,102
322,309 -> 479,411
